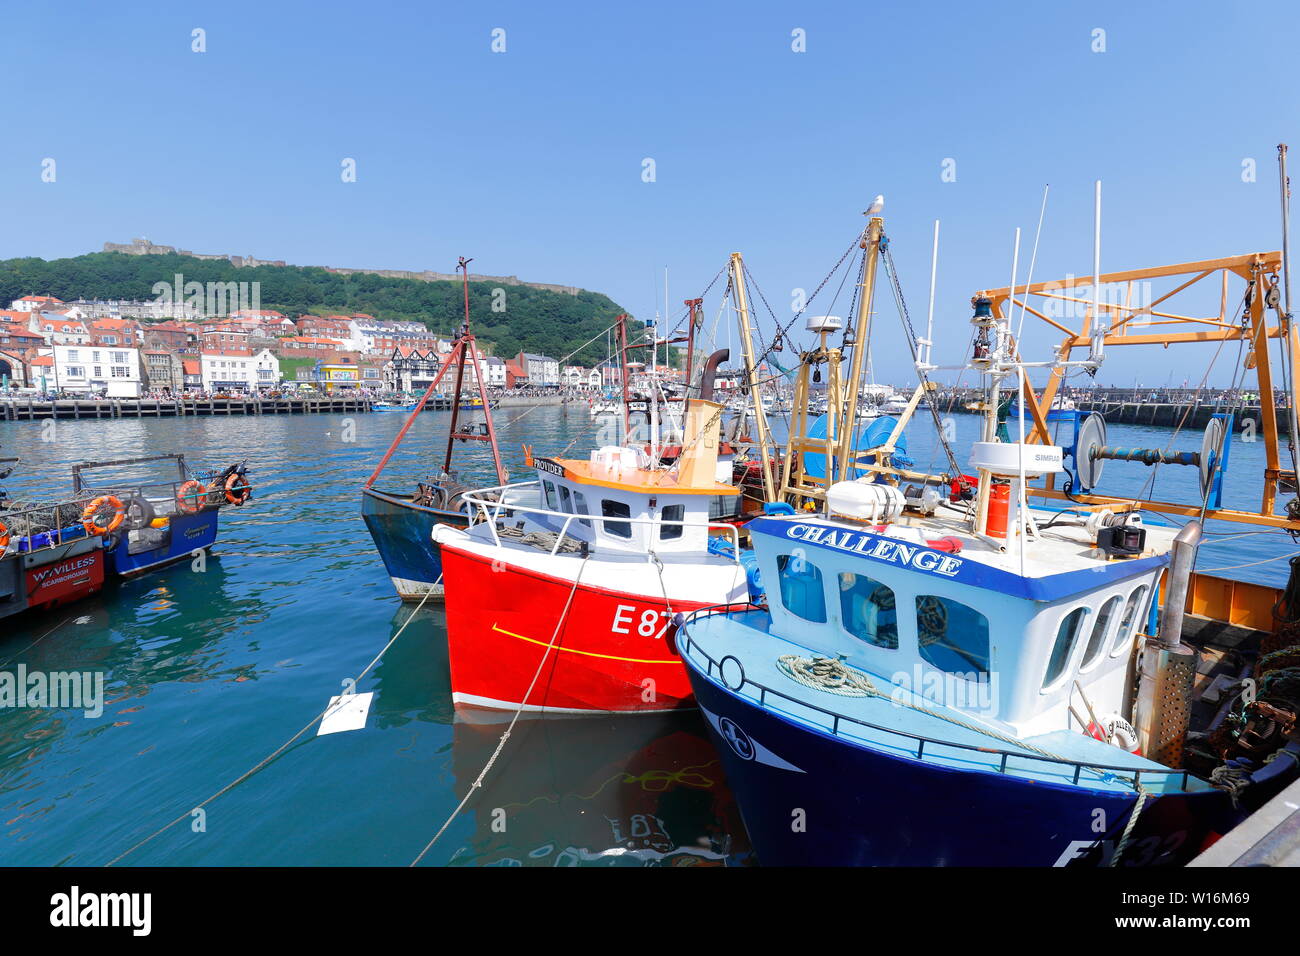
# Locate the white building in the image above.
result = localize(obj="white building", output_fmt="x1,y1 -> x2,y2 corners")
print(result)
10,295 -> 64,313
31,312 -> 91,345
65,298 -> 203,321
200,348 -> 281,392
518,352 -> 560,387
482,355 -> 506,387
52,344 -> 144,396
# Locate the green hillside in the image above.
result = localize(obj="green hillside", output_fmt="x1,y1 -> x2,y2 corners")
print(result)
0,251 -> 638,366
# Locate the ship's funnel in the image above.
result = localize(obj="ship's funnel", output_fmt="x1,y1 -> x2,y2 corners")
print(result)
1134,520 -> 1201,766
677,398 -> 724,488
698,348 -> 729,402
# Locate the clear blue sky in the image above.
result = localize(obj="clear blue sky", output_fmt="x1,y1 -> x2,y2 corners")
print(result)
4,0 -> 1297,386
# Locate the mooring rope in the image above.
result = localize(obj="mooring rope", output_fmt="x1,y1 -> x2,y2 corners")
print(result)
1110,784 -> 1151,866
409,556 -> 589,866
0,615 -> 73,669
105,581 -> 440,866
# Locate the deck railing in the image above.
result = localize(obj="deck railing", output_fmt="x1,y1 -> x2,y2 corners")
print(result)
458,480 -> 743,563
680,603 -> 1196,793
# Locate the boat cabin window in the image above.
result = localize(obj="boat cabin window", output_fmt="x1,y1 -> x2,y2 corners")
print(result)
601,499 -> 632,539
1112,585 -> 1149,655
660,503 -> 684,541
776,554 -> 827,623
838,572 -> 898,649
573,491 -> 592,528
542,480 -> 559,511
915,595 -> 989,677
1044,607 -> 1088,689
1081,595 -> 1122,671
559,485 -> 573,512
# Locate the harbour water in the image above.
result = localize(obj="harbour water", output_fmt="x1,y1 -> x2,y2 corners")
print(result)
0,404 -> 1293,865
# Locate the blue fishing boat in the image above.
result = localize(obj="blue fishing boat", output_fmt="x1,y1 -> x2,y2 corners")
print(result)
677,200 -> 1300,866
71,454 -> 252,578
361,256 -> 509,602
360,482 -> 472,600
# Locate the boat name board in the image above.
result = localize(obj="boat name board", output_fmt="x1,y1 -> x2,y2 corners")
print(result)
749,516 -> 1169,603
533,457 -> 566,478
783,522 -> 962,577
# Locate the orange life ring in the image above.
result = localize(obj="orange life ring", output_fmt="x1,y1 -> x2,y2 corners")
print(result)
224,472 -> 251,505
81,495 -> 125,535
0,521 -> 9,551
176,480 -> 205,514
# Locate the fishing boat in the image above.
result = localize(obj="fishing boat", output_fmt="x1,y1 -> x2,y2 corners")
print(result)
589,396 -> 620,418
0,459 -> 106,622
361,256 -> 509,601
433,356 -> 751,713
71,454 -> 252,577
430,253 -> 793,713
373,400 -> 417,412
677,186 -> 1300,866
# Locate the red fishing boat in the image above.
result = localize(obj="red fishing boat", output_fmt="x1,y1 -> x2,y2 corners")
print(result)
433,356 -> 754,713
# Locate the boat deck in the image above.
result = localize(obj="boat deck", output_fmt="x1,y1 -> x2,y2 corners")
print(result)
681,607 -> 1211,796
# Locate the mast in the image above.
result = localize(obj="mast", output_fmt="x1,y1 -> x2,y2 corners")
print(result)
683,297 -> 702,393
836,215 -> 884,478
441,257 -> 507,484
616,313 -> 632,445
364,257 -> 506,489
729,252 -> 777,501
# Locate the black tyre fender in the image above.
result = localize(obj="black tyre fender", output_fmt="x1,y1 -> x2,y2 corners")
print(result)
124,496 -> 156,531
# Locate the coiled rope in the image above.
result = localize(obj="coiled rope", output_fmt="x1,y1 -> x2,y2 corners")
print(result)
774,654 -> 1136,776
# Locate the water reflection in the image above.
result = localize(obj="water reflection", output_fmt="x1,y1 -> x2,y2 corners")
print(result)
447,709 -> 754,867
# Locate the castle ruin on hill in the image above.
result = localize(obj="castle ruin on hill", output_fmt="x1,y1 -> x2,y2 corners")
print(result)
102,238 -> 583,296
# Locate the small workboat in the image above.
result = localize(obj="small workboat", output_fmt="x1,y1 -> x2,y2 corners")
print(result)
0,458 -> 106,622
71,454 -> 252,577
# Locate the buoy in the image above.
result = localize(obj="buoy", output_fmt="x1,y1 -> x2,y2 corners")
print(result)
986,481 -> 1011,539
176,480 -> 205,514
81,496 -> 126,535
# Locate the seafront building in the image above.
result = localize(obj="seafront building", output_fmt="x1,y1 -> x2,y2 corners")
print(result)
0,294 -> 599,397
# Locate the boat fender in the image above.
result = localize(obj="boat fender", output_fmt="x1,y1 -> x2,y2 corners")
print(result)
925,536 -> 963,554
124,496 -> 156,531
81,495 -> 126,535
176,480 -> 205,514
763,502 -> 795,516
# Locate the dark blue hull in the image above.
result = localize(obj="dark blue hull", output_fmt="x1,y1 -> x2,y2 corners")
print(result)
360,487 -> 469,600
686,674 -> 1240,866
105,509 -> 219,577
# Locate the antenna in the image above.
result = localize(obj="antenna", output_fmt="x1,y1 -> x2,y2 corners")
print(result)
921,220 -> 939,369
1089,180 -> 1105,366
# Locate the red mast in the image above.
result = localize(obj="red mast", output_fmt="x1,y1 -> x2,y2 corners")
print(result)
363,255 -> 507,490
